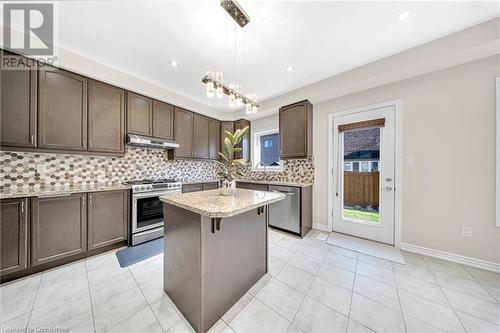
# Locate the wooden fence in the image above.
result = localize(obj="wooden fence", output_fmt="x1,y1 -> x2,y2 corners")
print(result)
344,171 -> 379,208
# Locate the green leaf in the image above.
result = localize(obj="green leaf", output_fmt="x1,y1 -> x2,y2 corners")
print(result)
218,152 -> 230,163
224,137 -> 233,156
233,147 -> 242,153
224,131 -> 234,142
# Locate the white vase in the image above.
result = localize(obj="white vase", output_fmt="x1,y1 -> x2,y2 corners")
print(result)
220,179 -> 236,196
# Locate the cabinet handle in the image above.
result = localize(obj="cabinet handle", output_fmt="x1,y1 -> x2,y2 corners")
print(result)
89,194 -> 92,205
21,201 -> 24,214
82,197 -> 85,206
30,134 -> 34,144
89,140 -> 92,148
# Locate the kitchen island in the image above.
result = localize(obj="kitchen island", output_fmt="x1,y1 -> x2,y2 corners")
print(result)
160,188 -> 285,333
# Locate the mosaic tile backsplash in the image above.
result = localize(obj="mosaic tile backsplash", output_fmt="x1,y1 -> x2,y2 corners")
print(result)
0,149 -> 314,190
0,148 -> 219,190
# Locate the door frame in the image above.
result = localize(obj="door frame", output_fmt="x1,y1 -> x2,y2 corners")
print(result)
328,100 -> 403,247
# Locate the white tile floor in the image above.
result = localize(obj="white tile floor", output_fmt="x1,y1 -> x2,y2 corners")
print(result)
1,229 -> 499,333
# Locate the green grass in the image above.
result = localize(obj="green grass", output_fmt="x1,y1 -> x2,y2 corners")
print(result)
343,209 -> 380,222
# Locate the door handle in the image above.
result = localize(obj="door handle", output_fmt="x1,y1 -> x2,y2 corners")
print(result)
381,186 -> 393,192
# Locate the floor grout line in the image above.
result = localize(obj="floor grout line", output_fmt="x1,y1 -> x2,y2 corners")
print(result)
391,260 -> 408,333
421,256 -> 469,332
23,273 -> 42,333
84,260 -> 97,333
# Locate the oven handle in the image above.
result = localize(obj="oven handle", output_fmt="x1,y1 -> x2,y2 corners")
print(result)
132,190 -> 181,199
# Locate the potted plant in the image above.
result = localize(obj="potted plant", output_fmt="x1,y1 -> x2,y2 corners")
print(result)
216,126 -> 249,195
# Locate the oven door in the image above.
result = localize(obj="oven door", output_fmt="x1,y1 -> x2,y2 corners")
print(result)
132,190 -> 172,233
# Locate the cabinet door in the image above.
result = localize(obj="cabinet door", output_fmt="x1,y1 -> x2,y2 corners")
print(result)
174,107 -> 194,158
1,198 -> 29,275
127,92 -> 153,136
88,190 -> 128,250
31,194 -> 87,266
152,100 -> 174,140
221,121 -> 234,159
193,114 -> 209,159
88,80 -> 126,154
279,100 -> 312,159
236,182 -> 252,189
234,119 -> 251,161
0,52 -> 37,148
38,68 -> 88,151
208,119 -> 220,160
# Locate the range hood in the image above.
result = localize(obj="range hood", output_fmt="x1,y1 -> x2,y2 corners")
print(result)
126,134 -> 179,150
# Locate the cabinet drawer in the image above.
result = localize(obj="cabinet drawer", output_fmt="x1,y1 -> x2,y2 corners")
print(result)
202,182 -> 219,191
182,183 -> 203,193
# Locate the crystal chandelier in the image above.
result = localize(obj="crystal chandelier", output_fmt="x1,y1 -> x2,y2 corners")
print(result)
202,0 -> 259,114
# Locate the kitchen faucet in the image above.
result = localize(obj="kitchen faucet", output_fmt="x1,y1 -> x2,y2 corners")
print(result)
254,162 -> 267,180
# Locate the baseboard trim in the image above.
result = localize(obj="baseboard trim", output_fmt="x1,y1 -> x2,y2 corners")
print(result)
401,243 -> 500,273
312,223 -> 330,232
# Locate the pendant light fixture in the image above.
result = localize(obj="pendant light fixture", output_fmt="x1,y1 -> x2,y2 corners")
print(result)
202,0 -> 259,114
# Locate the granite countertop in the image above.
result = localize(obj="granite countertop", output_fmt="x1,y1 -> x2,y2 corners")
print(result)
0,183 -> 131,199
160,188 -> 286,218
236,179 -> 313,188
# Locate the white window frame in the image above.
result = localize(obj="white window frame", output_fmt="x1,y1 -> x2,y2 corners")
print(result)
496,77 -> 500,227
252,129 -> 283,171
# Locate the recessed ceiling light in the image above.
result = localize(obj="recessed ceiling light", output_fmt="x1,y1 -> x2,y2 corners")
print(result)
169,60 -> 178,68
396,9 -> 413,23
286,66 -> 293,72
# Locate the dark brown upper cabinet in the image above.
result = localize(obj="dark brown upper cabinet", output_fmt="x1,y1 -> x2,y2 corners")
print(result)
87,190 -> 128,250
1,198 -> 29,276
88,80 -> 126,154
234,119 -> 251,161
174,107 -> 194,158
220,121 -> 234,159
279,100 -> 313,159
38,67 -> 88,151
127,92 -> 153,136
31,193 -> 87,266
0,52 -> 37,148
193,114 -> 209,159
152,100 -> 174,140
208,119 -> 220,160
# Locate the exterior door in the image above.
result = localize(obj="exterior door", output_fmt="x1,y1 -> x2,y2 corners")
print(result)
333,106 -> 396,245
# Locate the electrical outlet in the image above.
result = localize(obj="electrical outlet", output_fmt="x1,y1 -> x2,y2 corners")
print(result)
36,163 -> 46,174
404,156 -> 414,166
462,226 -> 472,238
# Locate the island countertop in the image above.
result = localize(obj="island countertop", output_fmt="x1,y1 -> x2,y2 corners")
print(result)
160,188 -> 285,218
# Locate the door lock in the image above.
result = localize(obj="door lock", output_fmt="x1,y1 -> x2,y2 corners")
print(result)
381,186 -> 393,192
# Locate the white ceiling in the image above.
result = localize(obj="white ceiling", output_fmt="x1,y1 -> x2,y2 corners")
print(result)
57,1 -> 499,112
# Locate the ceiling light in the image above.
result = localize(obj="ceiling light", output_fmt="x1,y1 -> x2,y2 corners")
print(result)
396,9 -> 413,23
169,60 -> 178,68
286,66 -> 293,72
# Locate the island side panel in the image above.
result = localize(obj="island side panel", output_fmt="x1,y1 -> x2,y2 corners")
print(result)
200,206 -> 268,331
164,203 -> 202,332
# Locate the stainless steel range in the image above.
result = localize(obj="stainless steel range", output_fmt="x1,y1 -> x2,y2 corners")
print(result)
124,178 -> 182,245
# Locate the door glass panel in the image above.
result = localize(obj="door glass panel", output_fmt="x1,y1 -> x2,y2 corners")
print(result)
342,128 -> 380,224
136,196 -> 164,229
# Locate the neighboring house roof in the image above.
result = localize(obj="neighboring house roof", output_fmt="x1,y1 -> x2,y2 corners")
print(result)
344,128 -> 380,158
344,150 -> 380,160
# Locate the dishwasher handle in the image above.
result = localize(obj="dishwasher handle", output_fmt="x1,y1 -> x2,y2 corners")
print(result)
271,190 -> 294,196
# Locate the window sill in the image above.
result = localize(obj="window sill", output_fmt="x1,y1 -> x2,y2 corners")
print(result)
251,167 -> 284,172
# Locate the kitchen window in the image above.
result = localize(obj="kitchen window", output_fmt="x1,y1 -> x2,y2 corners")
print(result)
253,129 -> 282,170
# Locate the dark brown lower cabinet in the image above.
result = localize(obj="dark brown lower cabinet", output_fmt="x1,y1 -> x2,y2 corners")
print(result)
202,182 -> 218,191
182,183 -> 203,193
236,182 -> 268,191
31,193 -> 87,266
88,190 -> 129,250
0,198 -> 29,276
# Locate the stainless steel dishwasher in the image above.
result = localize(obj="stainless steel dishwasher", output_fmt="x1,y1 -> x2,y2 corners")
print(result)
268,185 -> 300,234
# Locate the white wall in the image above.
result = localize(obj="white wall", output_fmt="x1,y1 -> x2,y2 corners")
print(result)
314,55 -> 500,264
